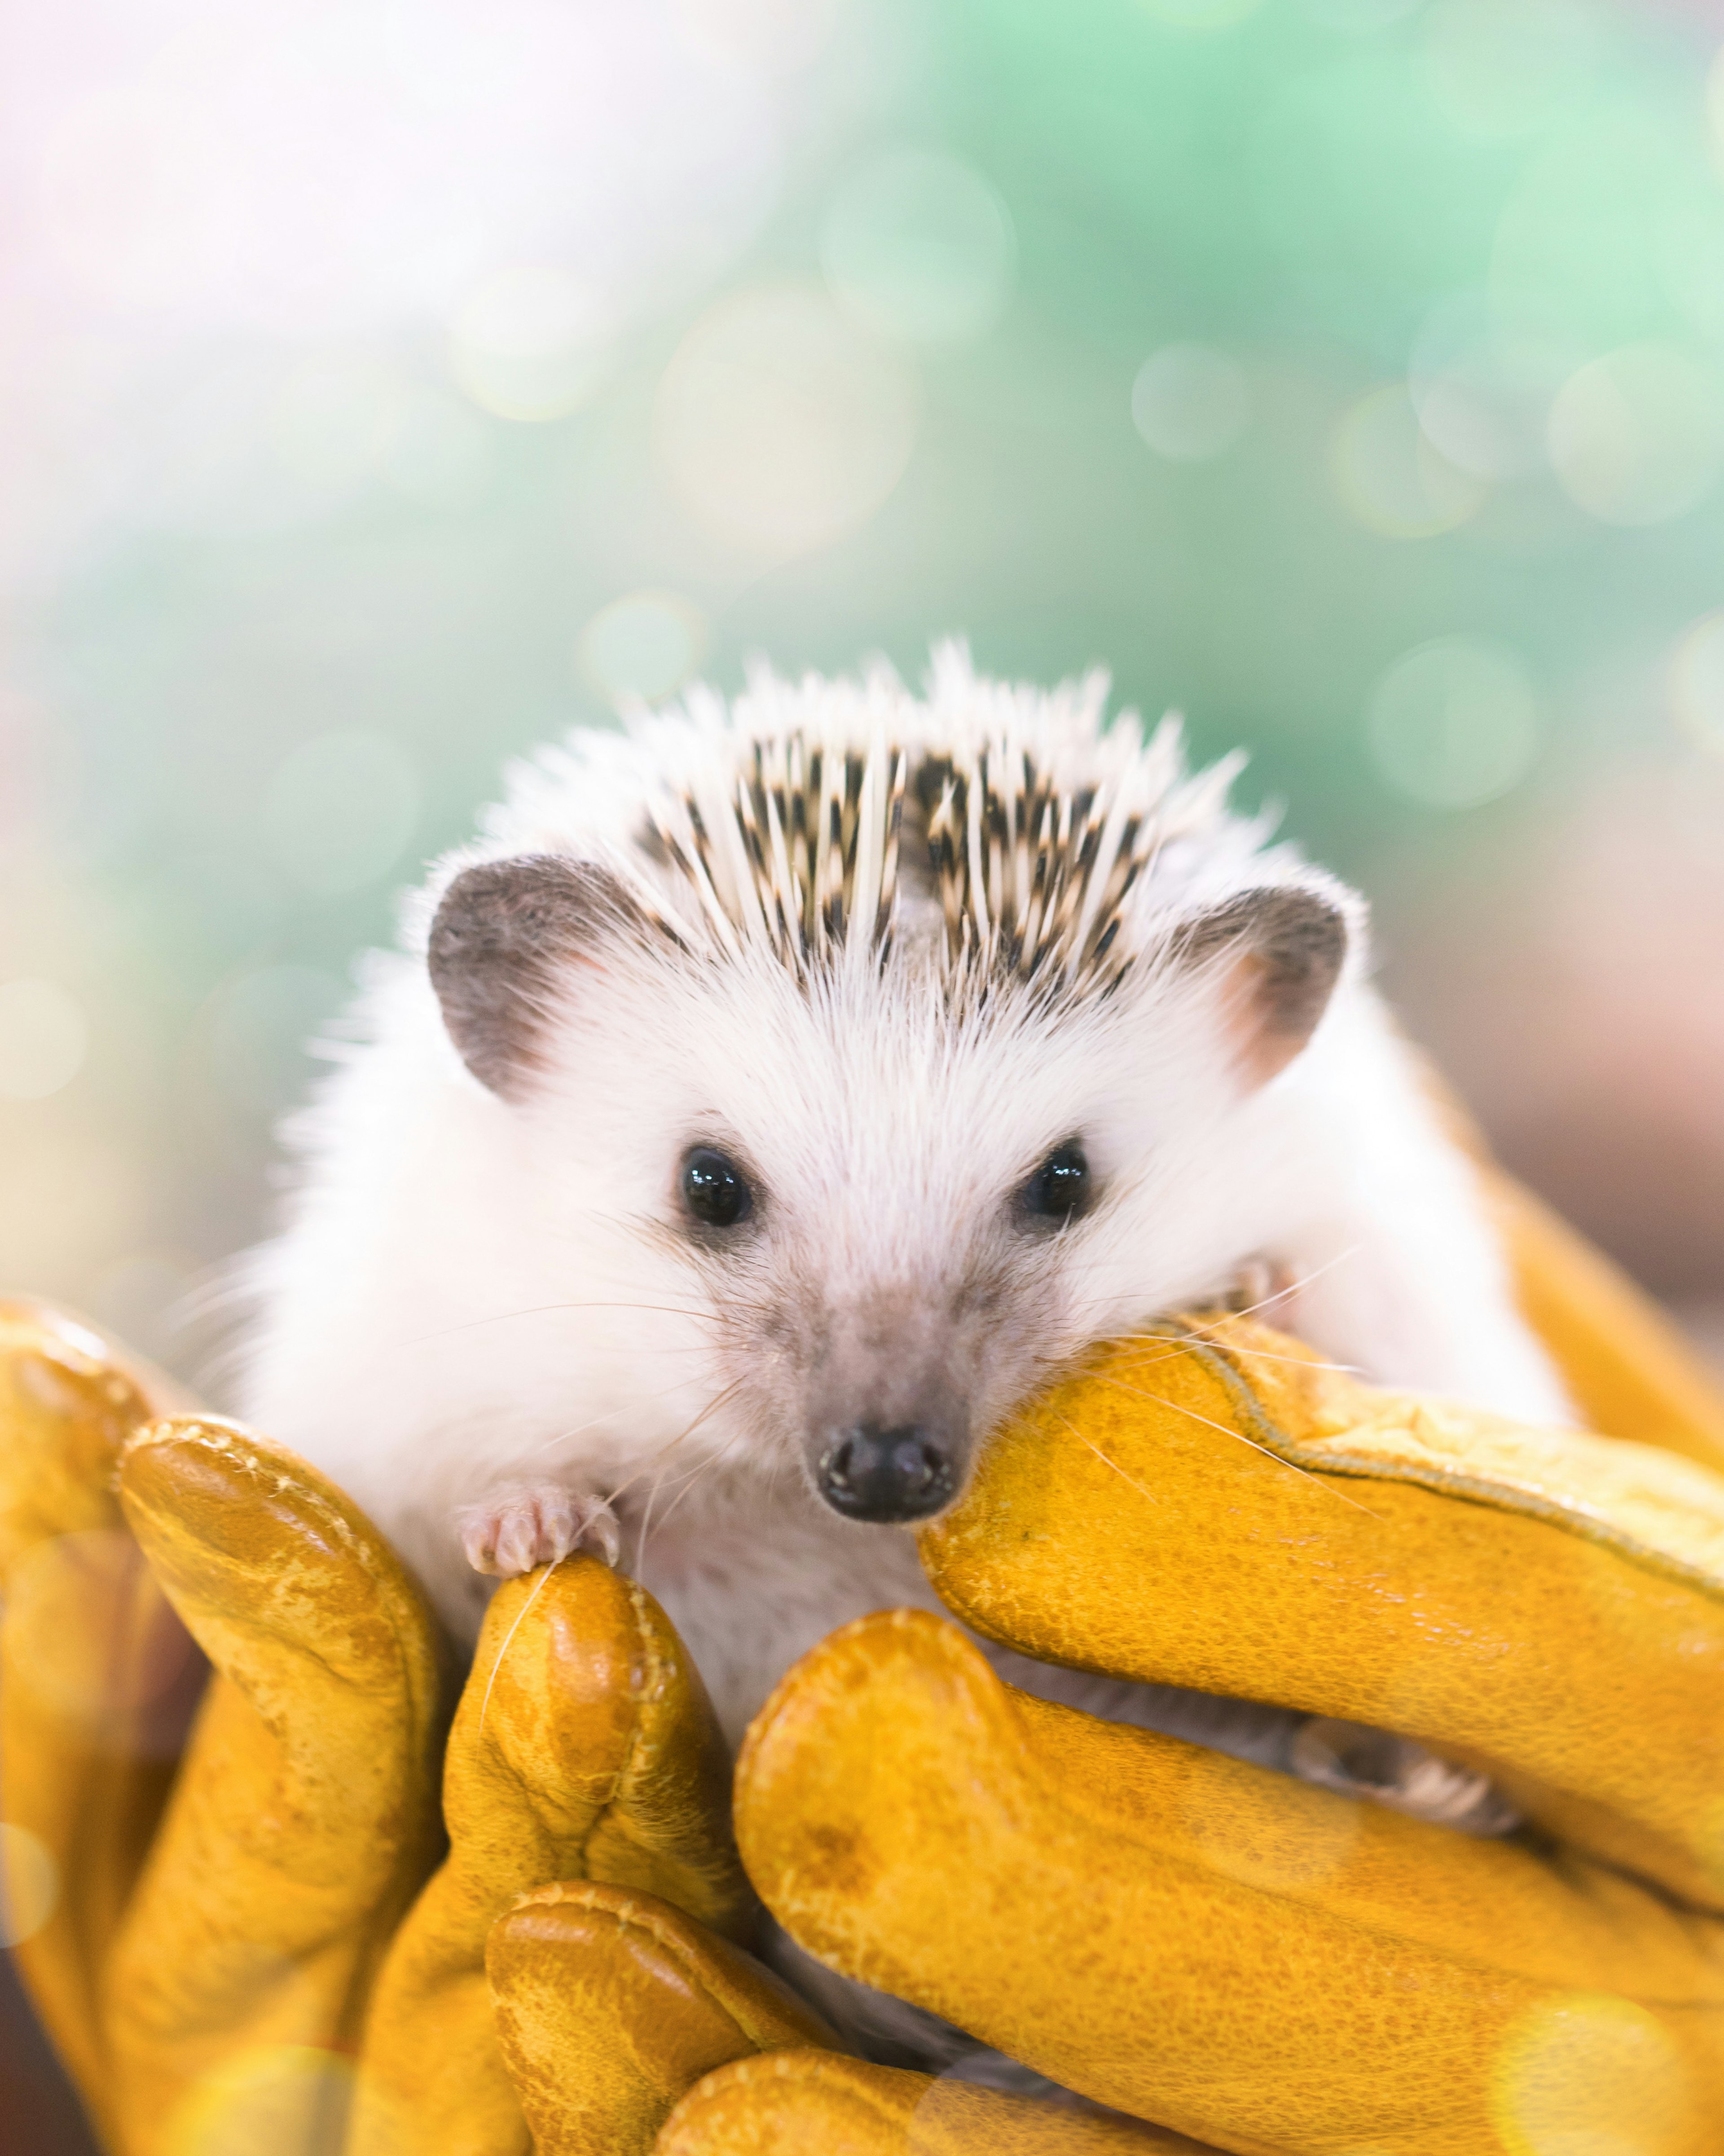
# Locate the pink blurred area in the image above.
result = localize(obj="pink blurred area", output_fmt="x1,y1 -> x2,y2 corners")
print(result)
1384,749 -> 1724,1345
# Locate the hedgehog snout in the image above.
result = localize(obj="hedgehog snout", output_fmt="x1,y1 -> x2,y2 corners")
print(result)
809,1413 -> 969,1524
795,1286 -> 984,1523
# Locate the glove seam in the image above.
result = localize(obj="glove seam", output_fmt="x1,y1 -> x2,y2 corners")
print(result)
1155,1323 -> 1724,1603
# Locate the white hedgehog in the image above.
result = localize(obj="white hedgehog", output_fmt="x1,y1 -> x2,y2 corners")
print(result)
237,644 -> 1566,2066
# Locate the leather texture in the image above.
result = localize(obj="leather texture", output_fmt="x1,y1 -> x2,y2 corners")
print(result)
920,1320 -> 1724,1914
653,2053 -> 1202,2152
111,1416 -> 449,2155
730,1316 -> 1724,2152
486,1881 -> 831,2156
0,1301 -> 196,2142
349,1556 -> 752,2153
4,1152 -> 1724,2155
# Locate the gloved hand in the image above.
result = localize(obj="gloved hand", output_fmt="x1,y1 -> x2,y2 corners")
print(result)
0,1300 -> 203,2150
609,1155 -> 1724,2153
0,1294 -> 765,2156
0,1297 -> 453,2155
8,1157 -> 1724,2156
3,1298 -> 1148,2155
480,1207 -> 1724,2155
731,1310 -> 1724,2154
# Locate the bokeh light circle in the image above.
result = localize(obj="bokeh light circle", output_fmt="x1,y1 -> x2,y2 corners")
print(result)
450,265 -> 616,423
0,1530 -> 189,1728
0,979 -> 88,1101
1547,345 -> 1723,527
263,732 -> 420,897
164,2044 -> 357,2156
1669,609 -> 1724,755
1409,297 -> 1576,484
1421,0 -> 1600,141
1366,637 -> 1541,808
0,1824 -> 58,1949
655,282 -> 919,557
821,148 -> 1016,345
1333,386 -> 1487,538
1415,375 -> 1524,485
1490,1992 -> 1694,2155
1131,344 -> 1251,462
578,592 -> 707,709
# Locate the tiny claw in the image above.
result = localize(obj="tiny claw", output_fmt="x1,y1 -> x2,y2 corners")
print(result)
577,1496 -> 622,1568
458,1483 -> 621,1579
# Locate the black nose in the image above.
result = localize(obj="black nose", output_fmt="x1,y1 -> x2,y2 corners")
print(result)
816,1424 -> 956,1522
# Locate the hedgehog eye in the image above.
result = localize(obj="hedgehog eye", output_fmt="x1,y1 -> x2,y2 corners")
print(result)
681,1146 -> 754,1230
1019,1140 -> 1090,1225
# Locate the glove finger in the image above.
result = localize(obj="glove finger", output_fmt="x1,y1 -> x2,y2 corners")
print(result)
486,1883 -> 1201,2156
0,1301 -> 202,2138
737,1608 -> 1724,2156
110,1415 -> 449,2155
919,1320 -> 1724,1910
487,1880 -> 830,2156
655,2052 -> 1218,2154
352,1556 -> 751,2156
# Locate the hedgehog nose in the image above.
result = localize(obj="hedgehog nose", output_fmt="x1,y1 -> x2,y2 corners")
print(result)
816,1422 -> 957,1523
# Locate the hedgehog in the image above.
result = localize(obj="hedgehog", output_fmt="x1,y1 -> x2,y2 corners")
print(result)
234,644 -> 1566,2066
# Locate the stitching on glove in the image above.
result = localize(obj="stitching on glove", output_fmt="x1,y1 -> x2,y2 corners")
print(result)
1154,1323 -> 1724,1601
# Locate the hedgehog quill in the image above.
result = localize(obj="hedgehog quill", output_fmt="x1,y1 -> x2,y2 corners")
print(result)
236,645 -> 1570,2070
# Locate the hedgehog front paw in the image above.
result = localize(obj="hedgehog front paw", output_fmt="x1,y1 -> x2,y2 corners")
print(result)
458,1482 -> 621,1578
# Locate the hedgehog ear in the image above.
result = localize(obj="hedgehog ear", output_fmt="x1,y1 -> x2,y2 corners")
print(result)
428,854 -> 643,1100
1170,884 -> 1351,1090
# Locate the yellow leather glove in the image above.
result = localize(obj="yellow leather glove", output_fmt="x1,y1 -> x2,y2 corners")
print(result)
3,1300 -> 1146,2156
8,1159 -> 1724,2156
0,1300 -> 452,2155
0,1299 -> 758,2156
561,1160 -> 1724,2154
347,1531 -> 753,2154
0,1301 -> 200,2148
727,1314 -> 1724,2155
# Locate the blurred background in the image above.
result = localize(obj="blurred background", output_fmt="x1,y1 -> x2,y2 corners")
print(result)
4,0 -> 1724,2135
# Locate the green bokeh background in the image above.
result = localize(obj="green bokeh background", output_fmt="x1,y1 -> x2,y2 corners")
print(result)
3,0 -> 1724,1384
3,1 -> 1724,2140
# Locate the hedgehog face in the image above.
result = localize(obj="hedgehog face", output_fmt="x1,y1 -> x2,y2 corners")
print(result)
498,920 -> 1319,1529
423,718 -> 1355,1530
604,948 -> 1101,1526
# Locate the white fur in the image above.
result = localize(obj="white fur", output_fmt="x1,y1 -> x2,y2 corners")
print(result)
235,648 -> 1570,1755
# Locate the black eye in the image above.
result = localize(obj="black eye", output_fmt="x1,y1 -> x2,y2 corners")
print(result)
681,1146 -> 754,1230
1020,1140 -> 1090,1225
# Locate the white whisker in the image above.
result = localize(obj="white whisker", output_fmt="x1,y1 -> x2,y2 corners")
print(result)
395,1299 -> 720,1349
477,1554 -> 563,1740
1109,1338 -> 1362,1378
1090,1371 -> 1385,1524
646,1406 -> 753,1537
520,1374 -> 707,1462
1048,1407 -> 1158,1506
609,1378 -> 744,1523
